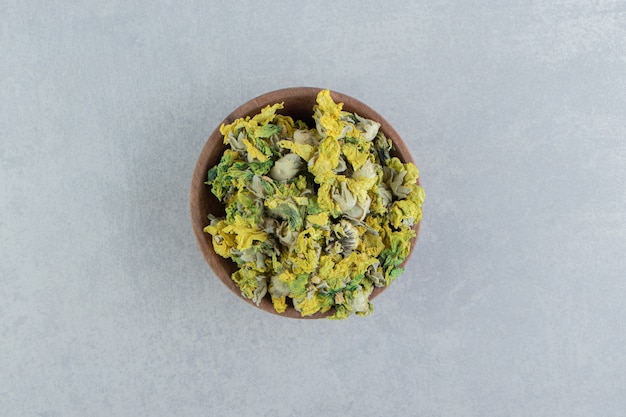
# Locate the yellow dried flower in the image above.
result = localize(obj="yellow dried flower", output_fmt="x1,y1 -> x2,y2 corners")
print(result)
203,89 -> 424,319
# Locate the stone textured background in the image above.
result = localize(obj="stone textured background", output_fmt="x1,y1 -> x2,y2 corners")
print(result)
2,1 -> 625,416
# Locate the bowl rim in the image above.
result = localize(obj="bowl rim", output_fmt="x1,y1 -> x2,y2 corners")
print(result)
190,86 -> 421,319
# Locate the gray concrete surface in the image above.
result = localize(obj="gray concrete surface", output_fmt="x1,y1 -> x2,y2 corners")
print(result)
2,1 -> 625,416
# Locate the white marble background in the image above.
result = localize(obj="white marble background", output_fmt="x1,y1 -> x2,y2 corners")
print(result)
2,1 -> 625,416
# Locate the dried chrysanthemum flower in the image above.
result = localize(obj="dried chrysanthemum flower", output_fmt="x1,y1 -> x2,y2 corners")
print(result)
270,153 -> 304,181
204,90 -> 425,319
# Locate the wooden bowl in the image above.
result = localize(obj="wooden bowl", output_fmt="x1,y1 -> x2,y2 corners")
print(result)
190,87 -> 421,319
